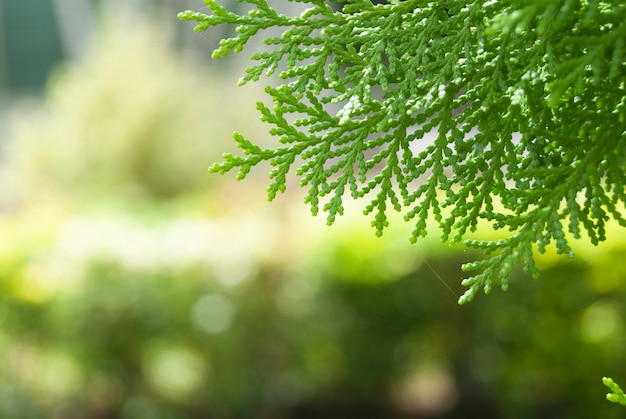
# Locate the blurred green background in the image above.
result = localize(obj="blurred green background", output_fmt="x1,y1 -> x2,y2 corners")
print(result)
0,1 -> 625,418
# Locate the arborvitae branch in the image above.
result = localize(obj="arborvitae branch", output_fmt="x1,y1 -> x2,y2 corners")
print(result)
180,0 -> 626,303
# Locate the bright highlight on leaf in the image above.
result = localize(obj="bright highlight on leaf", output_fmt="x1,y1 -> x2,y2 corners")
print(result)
179,0 -> 626,304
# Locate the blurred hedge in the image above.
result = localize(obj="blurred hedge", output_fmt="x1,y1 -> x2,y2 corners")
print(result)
0,6 -> 624,419
0,203 -> 625,419
0,9 -> 268,209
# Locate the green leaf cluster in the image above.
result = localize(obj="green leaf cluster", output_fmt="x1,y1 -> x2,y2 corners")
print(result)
179,0 -> 626,303
603,377 -> 626,406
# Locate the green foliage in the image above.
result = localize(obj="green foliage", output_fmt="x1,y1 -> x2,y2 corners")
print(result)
604,377 -> 626,406
4,3 -> 626,416
179,0 -> 626,303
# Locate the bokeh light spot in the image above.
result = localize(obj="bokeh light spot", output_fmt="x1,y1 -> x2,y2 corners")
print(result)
142,346 -> 206,402
580,302 -> 622,343
191,294 -> 236,335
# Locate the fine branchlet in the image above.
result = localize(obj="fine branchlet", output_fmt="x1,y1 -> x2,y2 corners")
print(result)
603,377 -> 626,406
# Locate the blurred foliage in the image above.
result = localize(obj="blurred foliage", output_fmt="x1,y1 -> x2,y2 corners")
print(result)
0,9 -> 268,209
0,5 -> 625,419
0,201 -> 626,418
